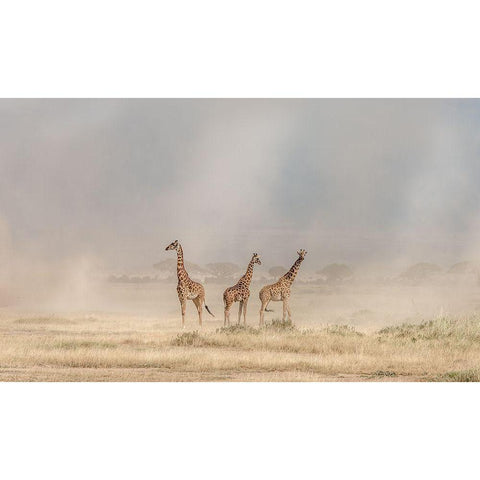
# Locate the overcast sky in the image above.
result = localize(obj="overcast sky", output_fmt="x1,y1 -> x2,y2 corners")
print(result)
1,99 -> 480,271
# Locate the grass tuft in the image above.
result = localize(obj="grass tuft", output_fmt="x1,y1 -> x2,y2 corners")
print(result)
171,331 -> 205,347
55,340 -> 118,350
216,325 -> 260,335
323,324 -> 364,337
265,318 -> 297,331
377,315 -> 480,341
372,370 -> 397,377
436,369 -> 480,382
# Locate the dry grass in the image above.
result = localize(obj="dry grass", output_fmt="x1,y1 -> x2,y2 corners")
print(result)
13,317 -> 77,325
1,313 -> 480,381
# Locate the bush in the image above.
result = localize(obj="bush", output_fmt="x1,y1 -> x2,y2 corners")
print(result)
317,264 -> 354,283
216,325 -> 260,335
323,324 -> 364,337
399,262 -> 442,282
265,318 -> 297,331
171,331 -> 204,347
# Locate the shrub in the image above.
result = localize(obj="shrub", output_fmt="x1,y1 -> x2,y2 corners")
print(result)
216,325 -> 260,335
265,318 -> 297,331
323,324 -> 364,337
171,331 -> 205,347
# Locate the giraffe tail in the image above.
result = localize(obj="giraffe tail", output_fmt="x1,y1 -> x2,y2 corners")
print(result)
205,304 -> 215,317
264,308 -> 274,312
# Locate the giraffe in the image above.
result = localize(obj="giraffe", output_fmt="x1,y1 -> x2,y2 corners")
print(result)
259,249 -> 307,326
223,253 -> 262,327
165,240 -> 214,329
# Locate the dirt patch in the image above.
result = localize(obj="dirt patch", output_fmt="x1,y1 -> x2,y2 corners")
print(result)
0,367 -> 429,382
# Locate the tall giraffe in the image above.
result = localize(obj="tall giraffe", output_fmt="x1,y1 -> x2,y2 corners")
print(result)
223,253 -> 262,327
165,240 -> 214,328
259,249 -> 307,326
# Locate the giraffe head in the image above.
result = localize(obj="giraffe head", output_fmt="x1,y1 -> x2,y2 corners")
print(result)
252,253 -> 262,265
297,249 -> 307,260
165,240 -> 179,251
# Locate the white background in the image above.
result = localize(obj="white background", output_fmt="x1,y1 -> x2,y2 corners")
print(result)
1,1 -> 480,479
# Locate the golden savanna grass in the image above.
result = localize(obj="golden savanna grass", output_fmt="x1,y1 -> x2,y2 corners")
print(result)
1,313 -> 480,381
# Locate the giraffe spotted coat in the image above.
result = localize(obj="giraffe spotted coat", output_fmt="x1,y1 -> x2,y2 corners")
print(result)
223,253 -> 261,326
165,240 -> 214,328
259,249 -> 307,326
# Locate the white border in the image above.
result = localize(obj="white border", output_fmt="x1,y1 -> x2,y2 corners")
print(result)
1,0 -> 479,97
2,1 -> 480,479
1,383 -> 479,480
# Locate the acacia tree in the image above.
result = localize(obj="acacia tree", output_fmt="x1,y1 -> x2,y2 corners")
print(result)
206,262 -> 240,278
153,258 -> 207,276
317,264 -> 354,283
400,263 -> 442,282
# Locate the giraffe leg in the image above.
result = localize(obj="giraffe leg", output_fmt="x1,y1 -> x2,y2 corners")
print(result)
259,300 -> 269,327
282,300 -> 287,322
237,301 -> 243,325
243,299 -> 248,326
224,298 -> 233,327
180,299 -> 186,329
224,301 -> 231,327
259,302 -> 265,327
286,302 -> 292,322
193,296 -> 203,328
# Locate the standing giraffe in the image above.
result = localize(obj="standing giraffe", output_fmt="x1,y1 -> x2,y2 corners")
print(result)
259,249 -> 307,326
223,253 -> 262,327
165,240 -> 214,328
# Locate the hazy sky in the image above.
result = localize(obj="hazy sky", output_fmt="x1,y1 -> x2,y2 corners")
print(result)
1,99 -> 480,271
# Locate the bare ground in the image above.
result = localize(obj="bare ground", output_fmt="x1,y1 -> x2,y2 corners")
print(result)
0,367 -> 426,382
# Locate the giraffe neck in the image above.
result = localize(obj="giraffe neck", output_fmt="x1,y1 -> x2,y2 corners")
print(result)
176,244 -> 188,281
282,257 -> 303,285
240,258 -> 256,287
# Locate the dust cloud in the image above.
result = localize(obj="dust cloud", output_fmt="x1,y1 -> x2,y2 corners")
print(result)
1,99 -> 480,326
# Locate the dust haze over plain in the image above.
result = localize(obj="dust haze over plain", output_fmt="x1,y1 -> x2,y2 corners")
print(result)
1,99 -> 480,317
